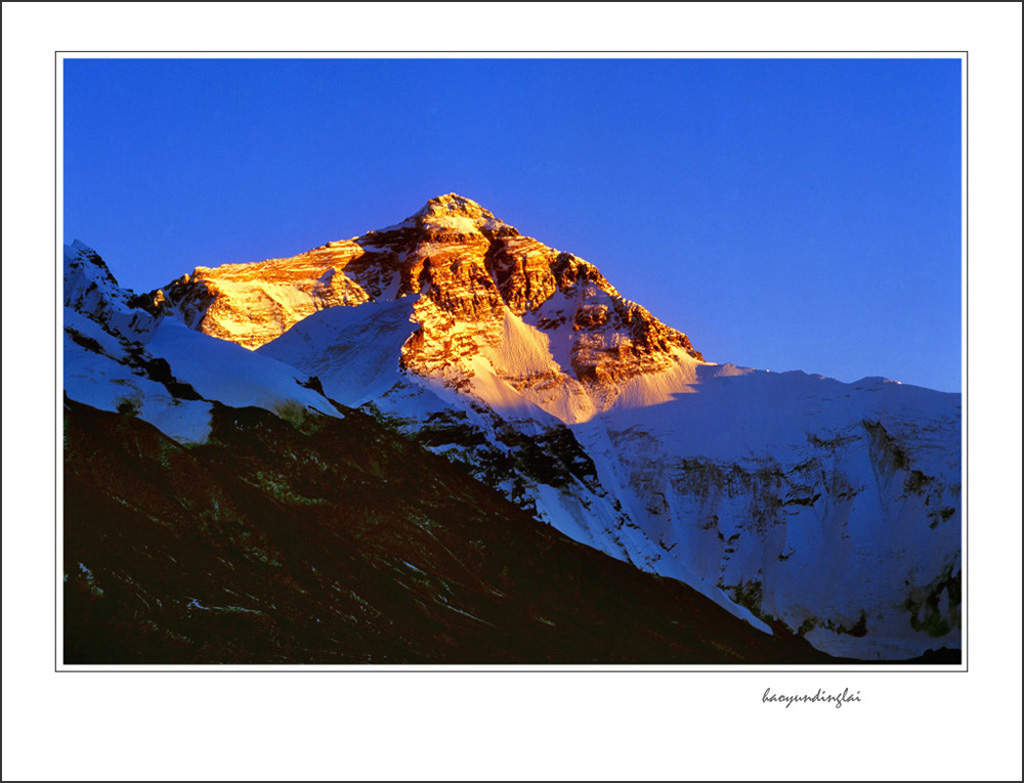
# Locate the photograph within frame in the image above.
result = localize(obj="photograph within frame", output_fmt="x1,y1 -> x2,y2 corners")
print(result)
57,51 -> 966,672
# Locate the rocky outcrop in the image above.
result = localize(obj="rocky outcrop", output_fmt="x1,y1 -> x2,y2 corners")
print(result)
152,193 -> 704,420
65,240 -> 158,339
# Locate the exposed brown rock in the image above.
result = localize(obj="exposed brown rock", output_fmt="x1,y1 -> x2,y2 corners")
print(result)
155,193 -> 705,416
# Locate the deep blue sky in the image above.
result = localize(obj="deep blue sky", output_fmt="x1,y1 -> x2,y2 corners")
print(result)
63,58 -> 962,392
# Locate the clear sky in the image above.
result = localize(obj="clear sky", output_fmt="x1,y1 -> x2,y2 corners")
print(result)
63,57 -> 962,392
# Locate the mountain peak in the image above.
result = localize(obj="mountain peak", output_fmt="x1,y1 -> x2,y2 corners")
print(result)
154,195 -> 705,390
70,238 -> 97,254
414,193 -> 495,222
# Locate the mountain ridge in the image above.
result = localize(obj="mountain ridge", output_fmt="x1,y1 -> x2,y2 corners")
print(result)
62,194 -> 962,660
145,193 -> 704,425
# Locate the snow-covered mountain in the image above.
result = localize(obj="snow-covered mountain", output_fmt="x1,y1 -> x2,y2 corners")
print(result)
155,193 -> 704,422
63,240 -> 340,444
66,194 -> 962,660
61,235 -> 829,665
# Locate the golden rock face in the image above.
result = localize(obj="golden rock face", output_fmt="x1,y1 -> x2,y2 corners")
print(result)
154,194 -> 704,418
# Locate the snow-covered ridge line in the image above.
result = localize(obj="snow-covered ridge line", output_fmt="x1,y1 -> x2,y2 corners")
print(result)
63,241 -> 342,445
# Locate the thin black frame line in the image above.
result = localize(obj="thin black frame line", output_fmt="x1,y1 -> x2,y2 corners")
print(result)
62,668 -> 963,674
55,49 -> 61,675
56,50 -> 969,54
963,50 -> 969,673
54,50 -> 966,671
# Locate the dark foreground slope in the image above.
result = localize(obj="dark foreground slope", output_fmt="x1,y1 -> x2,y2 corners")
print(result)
63,397 -> 830,665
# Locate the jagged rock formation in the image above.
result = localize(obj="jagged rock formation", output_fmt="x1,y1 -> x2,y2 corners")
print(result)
152,193 -> 703,423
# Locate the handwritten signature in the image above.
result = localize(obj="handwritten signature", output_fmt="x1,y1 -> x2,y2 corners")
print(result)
762,687 -> 862,709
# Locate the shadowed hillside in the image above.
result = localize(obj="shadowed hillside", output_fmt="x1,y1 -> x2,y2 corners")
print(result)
63,397 -> 831,665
